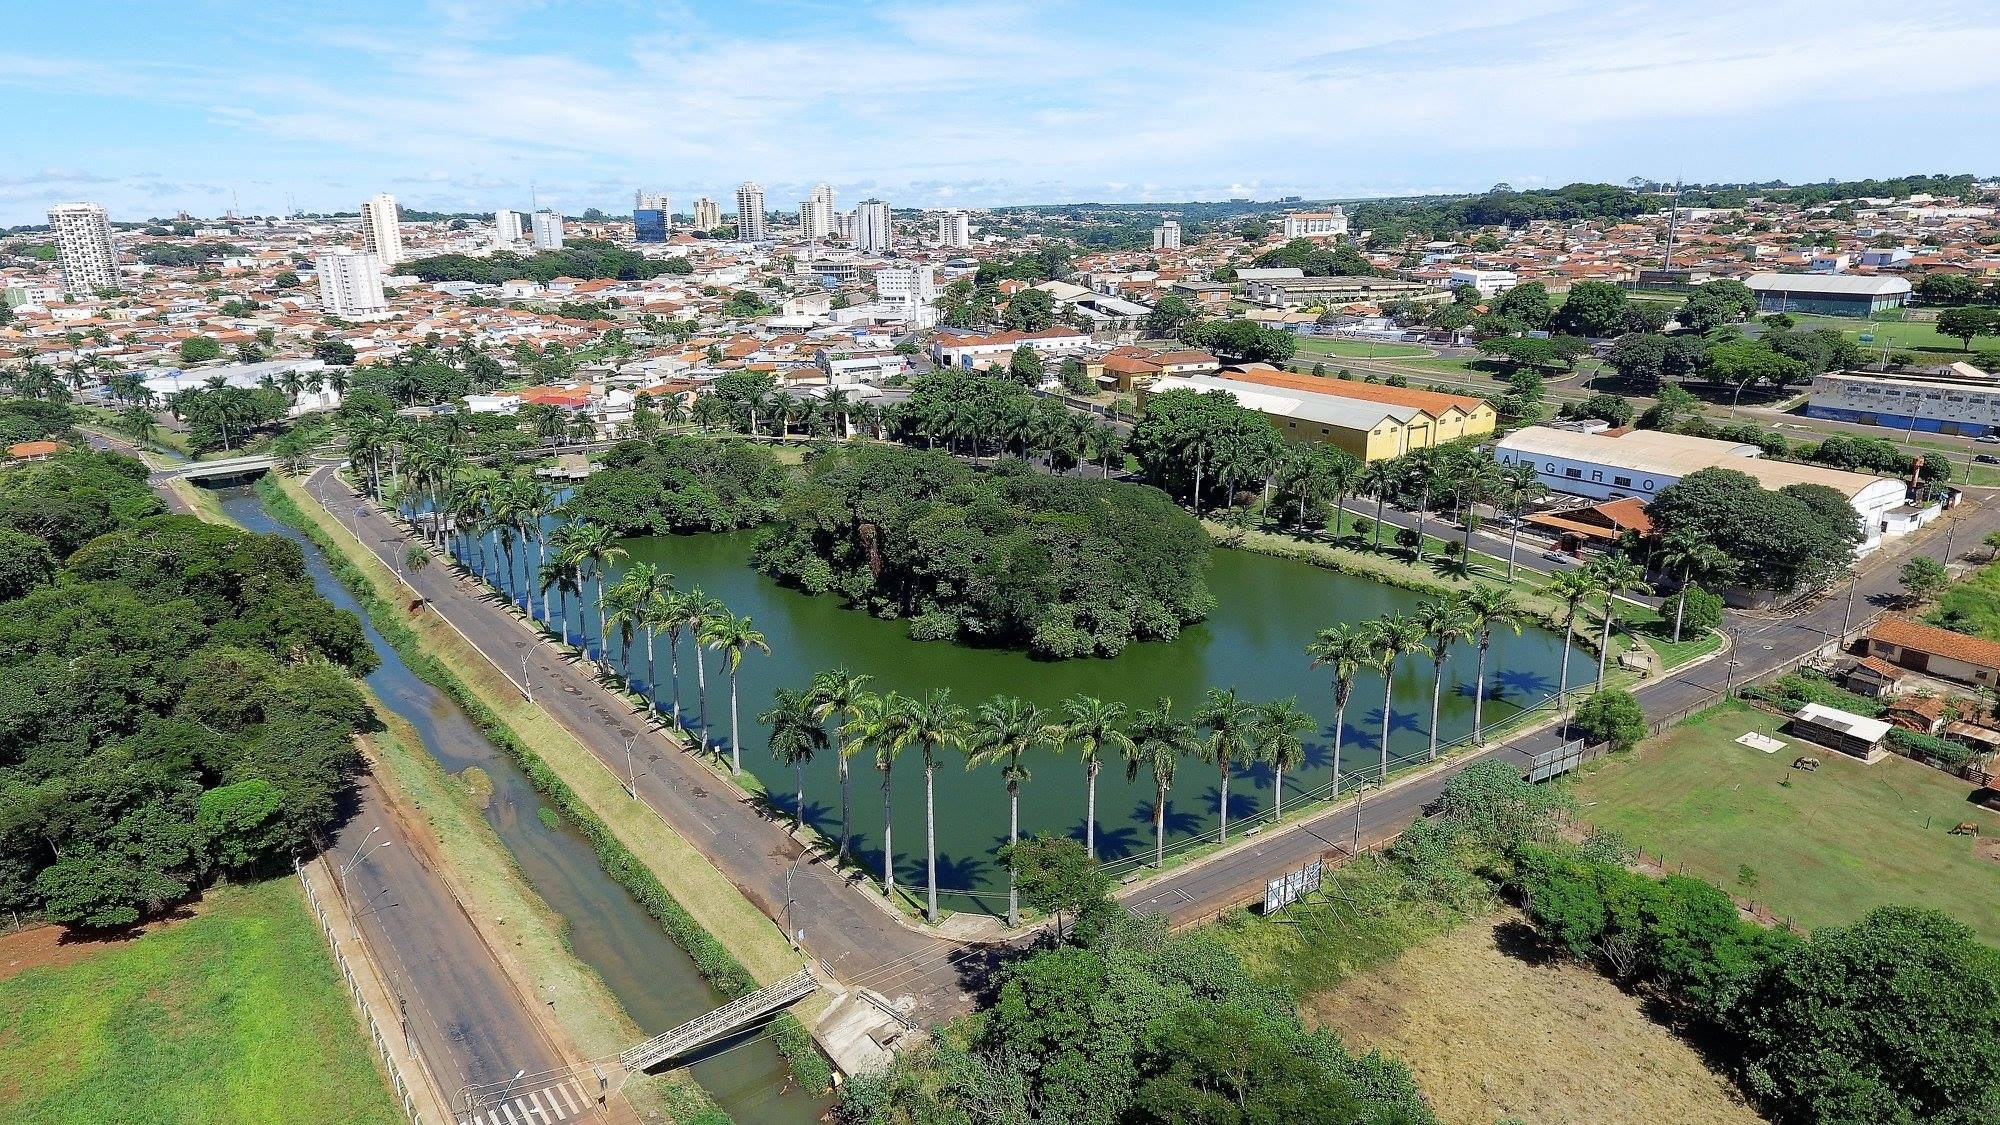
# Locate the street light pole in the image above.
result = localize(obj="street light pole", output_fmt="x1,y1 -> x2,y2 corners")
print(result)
1840,576 -> 1859,644
516,641 -> 532,704
339,826 -> 380,880
1724,659 -> 1743,701
621,729 -> 637,799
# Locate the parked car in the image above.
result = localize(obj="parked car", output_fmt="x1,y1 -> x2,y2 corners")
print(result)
1541,550 -> 1571,563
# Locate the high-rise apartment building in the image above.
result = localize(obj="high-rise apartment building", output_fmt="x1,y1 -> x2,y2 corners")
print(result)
1280,207 -> 1348,239
359,193 -> 405,264
734,182 -> 767,241
936,209 -> 970,249
852,198 -> 891,254
692,197 -> 721,231
531,209 -> 564,251
798,183 -> 836,240
494,208 -> 524,245
633,190 -> 670,243
1152,218 -> 1182,250
46,202 -> 119,294
874,263 -> 937,307
315,248 -> 387,316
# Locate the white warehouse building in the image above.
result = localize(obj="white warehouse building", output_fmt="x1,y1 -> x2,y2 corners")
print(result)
1495,426 -> 1917,551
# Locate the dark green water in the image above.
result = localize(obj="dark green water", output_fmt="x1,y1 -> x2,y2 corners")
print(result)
218,489 -> 828,1125
481,524 -> 1586,913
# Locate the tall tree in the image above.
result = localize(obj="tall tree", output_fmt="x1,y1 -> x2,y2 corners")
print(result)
1126,698 -> 1195,869
1548,567 -> 1600,728
761,688 -> 828,835
1306,623 -> 1373,797
1588,555 -> 1648,690
1414,596 -> 1475,760
1055,696 -> 1132,861
809,668 -> 874,865
1462,586 -> 1522,745
1367,617 -> 1427,782
700,614 -> 767,774
901,689 -> 969,924
966,696 -> 1051,927
1252,698 -> 1315,820
1194,688 -> 1259,844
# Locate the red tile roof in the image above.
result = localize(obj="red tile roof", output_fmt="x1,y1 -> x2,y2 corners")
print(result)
1870,618 -> 2000,671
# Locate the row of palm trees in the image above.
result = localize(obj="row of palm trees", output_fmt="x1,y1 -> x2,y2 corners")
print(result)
761,679 -> 1323,927
371,447 -> 775,771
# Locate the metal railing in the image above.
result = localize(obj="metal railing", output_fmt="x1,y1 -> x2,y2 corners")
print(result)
617,968 -> 817,1073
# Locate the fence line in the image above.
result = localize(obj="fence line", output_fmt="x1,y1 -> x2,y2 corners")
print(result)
296,858 -> 431,1125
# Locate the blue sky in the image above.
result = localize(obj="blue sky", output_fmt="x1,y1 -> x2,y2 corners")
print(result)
5,0 -> 1999,225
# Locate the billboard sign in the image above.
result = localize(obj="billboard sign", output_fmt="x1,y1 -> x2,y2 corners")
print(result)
1262,857 -> 1325,914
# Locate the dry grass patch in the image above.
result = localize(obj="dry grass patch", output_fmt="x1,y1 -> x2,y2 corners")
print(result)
1304,911 -> 1767,1125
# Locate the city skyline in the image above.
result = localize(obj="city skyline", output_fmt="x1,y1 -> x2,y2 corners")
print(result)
5,0 -> 2000,226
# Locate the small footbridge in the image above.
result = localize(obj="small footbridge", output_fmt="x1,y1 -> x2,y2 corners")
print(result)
159,454 -> 279,481
619,968 -> 818,1073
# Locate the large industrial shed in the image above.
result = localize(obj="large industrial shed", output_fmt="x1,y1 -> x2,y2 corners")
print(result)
1745,272 -> 1911,317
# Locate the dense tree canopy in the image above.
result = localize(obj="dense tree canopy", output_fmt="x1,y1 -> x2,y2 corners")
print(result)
560,436 -> 788,535
1126,387 -> 1281,513
1650,467 -> 1860,593
0,453 -> 375,930
754,446 -> 1213,658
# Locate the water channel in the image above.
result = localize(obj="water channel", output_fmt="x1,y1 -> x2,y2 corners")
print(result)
476,521 -> 1591,913
216,488 -> 829,1125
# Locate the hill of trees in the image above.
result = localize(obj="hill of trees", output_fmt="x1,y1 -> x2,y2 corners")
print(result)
403,238 -> 695,285
560,436 -> 789,536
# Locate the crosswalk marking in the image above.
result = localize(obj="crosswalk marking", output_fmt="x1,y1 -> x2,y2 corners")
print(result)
462,1080 -> 599,1125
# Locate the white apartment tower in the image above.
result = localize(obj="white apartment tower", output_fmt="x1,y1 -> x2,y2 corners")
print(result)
799,183 -> 836,240
852,198 -> 892,254
1153,218 -> 1182,250
531,209 -> 564,251
46,202 -> 119,294
315,248 -> 387,316
734,182 -> 767,241
494,208 -> 524,245
692,196 -> 721,231
359,193 -> 405,264
936,209 -> 970,248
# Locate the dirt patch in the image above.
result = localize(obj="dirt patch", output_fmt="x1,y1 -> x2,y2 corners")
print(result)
0,902 -> 205,985
1302,910 -> 1767,1125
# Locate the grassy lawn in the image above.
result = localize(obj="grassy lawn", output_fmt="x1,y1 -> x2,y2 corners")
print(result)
0,880 -> 403,1125
1569,702 -> 2000,943
1931,558 -> 2000,642
1292,336 -> 1434,360
1613,598 -> 1725,670
1301,910 -> 1769,1125
1789,313 -> 1979,360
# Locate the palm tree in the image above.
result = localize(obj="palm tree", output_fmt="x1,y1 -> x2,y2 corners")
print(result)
901,689 -> 969,924
1589,555 -> 1648,691
1357,459 -> 1396,551
701,614 -> 768,773
566,521 -> 627,670
542,523 -> 587,646
656,591 -> 692,728
1414,595 -> 1475,760
808,668 -> 874,865
1126,698 -> 1194,869
683,590 -> 727,747
1194,688 -> 1258,844
761,688 -> 827,835
608,562 -> 675,699
1367,616 -> 1428,783
1462,586 -> 1523,745
1055,696 -> 1132,860
1498,462 -> 1546,580
1657,532 -> 1730,645
966,696 -> 1050,927
1306,623 -> 1373,798
1548,567 -> 1600,725
1253,698 -> 1315,820
841,691 -> 907,897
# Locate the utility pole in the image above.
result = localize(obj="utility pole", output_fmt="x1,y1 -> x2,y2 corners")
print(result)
1840,576 -> 1859,643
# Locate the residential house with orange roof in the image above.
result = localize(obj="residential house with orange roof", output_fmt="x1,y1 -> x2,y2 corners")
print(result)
1866,618 -> 2000,690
